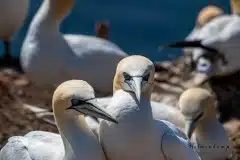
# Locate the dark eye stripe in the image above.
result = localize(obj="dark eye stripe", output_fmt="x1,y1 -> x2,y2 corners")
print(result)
70,98 -> 95,107
193,112 -> 204,122
71,99 -> 85,107
123,72 -> 132,81
143,73 -> 150,81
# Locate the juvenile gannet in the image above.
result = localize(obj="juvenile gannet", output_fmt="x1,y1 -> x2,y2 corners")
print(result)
179,87 -> 233,160
99,55 -> 201,160
0,0 -> 28,68
0,80 -> 118,160
160,0 -> 240,76
20,0 -> 127,94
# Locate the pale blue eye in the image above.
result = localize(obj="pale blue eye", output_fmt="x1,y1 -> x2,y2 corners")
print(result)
196,58 -> 212,73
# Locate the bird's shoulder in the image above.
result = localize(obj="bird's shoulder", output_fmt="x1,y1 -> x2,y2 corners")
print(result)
161,131 -> 201,160
154,119 -> 187,139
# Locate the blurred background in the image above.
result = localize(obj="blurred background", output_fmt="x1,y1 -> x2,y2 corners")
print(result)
0,0 -> 231,61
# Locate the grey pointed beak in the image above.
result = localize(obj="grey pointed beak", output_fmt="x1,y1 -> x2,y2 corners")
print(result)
185,120 -> 197,139
133,77 -> 142,102
184,112 -> 203,138
132,77 -> 143,102
86,99 -> 118,124
158,40 -> 219,54
70,99 -> 118,124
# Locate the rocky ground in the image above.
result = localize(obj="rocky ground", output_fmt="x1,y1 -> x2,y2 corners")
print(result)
0,58 -> 239,159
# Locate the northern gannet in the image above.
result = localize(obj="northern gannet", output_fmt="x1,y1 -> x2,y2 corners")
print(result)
184,5 -> 224,69
0,0 -> 29,69
99,55 -> 201,160
20,0 -> 127,94
160,0 -> 240,76
0,80 -> 118,160
179,87 -> 233,160
186,5 -> 224,42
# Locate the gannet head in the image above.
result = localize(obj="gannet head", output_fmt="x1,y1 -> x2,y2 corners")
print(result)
179,87 -> 216,138
113,55 -> 155,102
197,5 -> 224,27
231,0 -> 240,14
51,0 -> 75,21
192,48 -> 226,76
52,80 -> 118,123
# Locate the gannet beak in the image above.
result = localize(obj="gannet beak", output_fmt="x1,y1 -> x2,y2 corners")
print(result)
69,99 -> 118,124
185,112 -> 203,138
185,120 -> 197,139
132,77 -> 142,102
158,40 -> 219,54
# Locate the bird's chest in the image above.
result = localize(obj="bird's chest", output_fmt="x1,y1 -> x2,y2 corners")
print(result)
100,121 -> 161,160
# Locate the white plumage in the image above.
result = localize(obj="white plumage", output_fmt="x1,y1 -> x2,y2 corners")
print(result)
21,0 -> 127,94
97,96 -> 185,128
167,0 -> 240,75
179,87 -> 233,160
99,55 -> 200,160
0,80 -> 118,160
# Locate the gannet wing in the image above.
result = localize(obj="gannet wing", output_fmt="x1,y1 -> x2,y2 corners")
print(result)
0,131 -> 64,160
197,15 -> 233,48
151,102 -> 185,129
156,120 -> 187,139
197,15 -> 232,40
64,34 -> 126,57
154,120 -> 200,159
161,132 -> 201,160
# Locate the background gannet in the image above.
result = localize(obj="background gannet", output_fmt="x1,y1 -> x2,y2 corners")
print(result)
160,0 -> 240,77
99,55 -> 200,160
0,0 -> 29,69
20,0 -> 127,95
179,87 -> 233,160
185,5 -> 224,42
184,5 -> 224,71
0,80 -> 118,160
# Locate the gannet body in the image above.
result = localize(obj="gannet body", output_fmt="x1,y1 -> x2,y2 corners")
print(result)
21,0 -> 127,94
0,0 -> 28,67
183,5 -> 224,67
162,0 -> 240,76
185,5 -> 224,42
179,87 -> 233,160
99,55 -> 201,160
0,80 -> 118,160
97,96 -> 185,128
